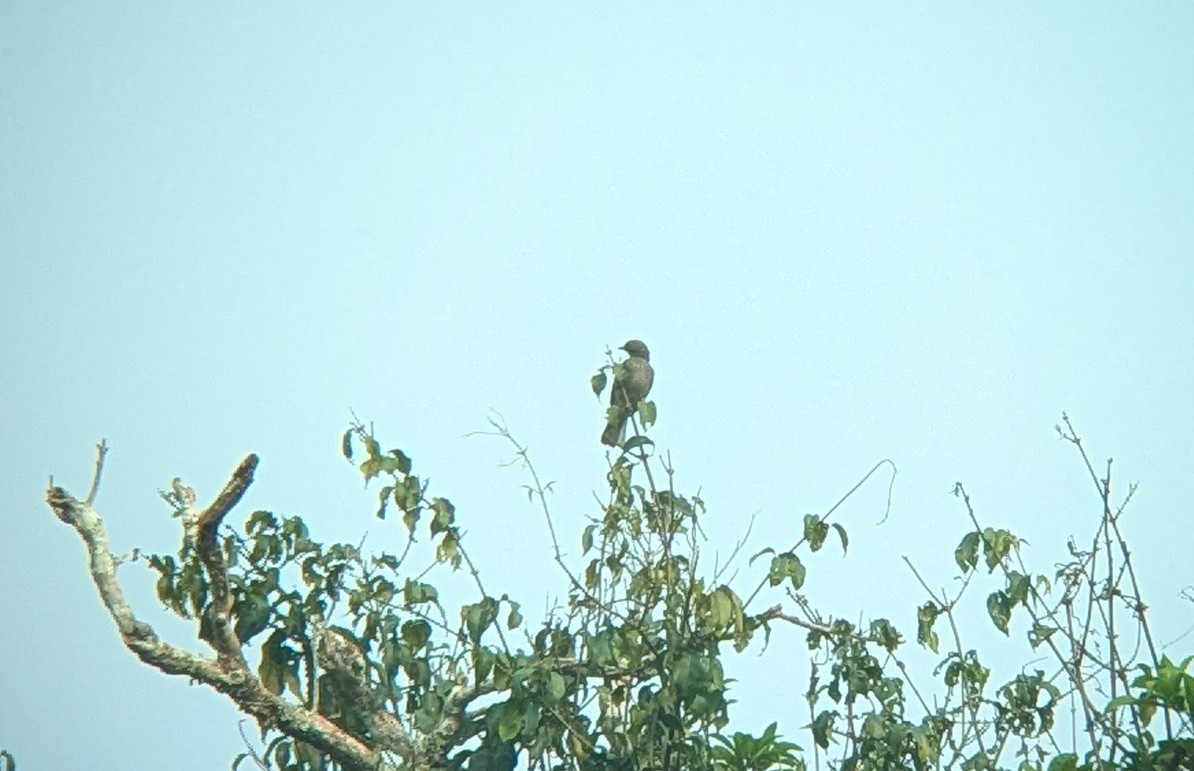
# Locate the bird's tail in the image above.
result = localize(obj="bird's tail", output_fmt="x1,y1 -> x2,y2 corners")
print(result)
600,415 -> 625,446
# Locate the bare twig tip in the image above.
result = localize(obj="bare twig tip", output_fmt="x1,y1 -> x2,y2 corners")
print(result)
86,439 -> 110,506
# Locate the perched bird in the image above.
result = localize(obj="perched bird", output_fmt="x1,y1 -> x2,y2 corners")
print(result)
601,339 -> 655,446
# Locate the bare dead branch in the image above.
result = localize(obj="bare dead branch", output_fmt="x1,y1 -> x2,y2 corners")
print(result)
200,454 -> 259,530
194,454 -> 259,669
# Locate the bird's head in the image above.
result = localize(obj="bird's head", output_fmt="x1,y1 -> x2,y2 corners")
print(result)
620,340 -> 650,360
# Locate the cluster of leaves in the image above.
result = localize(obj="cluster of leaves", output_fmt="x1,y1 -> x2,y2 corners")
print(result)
134,372 -> 1189,771
779,462 -> 1193,771
785,417 -> 1194,771
147,425 -> 511,769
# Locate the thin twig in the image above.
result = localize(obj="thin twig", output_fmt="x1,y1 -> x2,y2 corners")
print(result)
85,439 -> 109,506
742,459 -> 896,610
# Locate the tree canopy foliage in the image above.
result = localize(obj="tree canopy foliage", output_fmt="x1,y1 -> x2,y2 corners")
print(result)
37,350 -> 1194,771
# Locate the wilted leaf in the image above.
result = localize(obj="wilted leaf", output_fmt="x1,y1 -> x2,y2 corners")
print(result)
768,552 -> 806,590
637,400 -> 657,428
804,514 -> 828,552
917,602 -> 940,653
377,485 -> 393,519
955,531 -> 980,573
987,590 -> 1011,635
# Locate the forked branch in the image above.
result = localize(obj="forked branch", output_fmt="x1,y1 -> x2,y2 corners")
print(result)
46,449 -> 385,771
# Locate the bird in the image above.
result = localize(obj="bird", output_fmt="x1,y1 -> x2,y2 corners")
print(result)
601,339 -> 654,446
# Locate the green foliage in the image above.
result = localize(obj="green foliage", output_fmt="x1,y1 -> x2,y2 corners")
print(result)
127,398 -> 1189,771
711,722 -> 803,770
1125,655 -> 1194,720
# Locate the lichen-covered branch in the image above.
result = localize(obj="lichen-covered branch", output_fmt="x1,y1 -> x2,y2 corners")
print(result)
195,454 -> 257,669
316,624 -> 411,759
46,458 -> 385,771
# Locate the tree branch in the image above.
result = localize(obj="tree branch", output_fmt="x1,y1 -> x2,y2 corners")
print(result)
85,439 -> 108,506
195,454 -> 258,669
46,453 -> 385,771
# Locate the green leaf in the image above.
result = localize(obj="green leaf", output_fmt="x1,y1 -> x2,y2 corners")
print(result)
1046,754 -> 1078,771
637,400 -> 657,428
376,485 -> 393,519
586,629 -> 618,667
437,529 -> 462,567
749,546 -> 775,565
1006,570 -> 1031,606
404,579 -> 439,606
430,497 -> 456,536
1028,623 -> 1057,650
811,710 -> 837,749
591,371 -> 607,397
474,647 -> 495,686
463,598 -> 497,643
545,671 -> 566,702
982,527 -> 1017,571
804,514 -> 829,552
917,602 -> 940,653
497,704 -> 523,742
370,577 -> 395,604
506,600 -> 523,630
1139,694 -> 1157,725
391,448 -> 412,475
622,435 -> 653,451
869,618 -> 902,652
395,476 -> 422,513
401,619 -> 431,651
861,713 -> 886,739
955,531 -> 980,573
257,635 -> 283,695
581,524 -> 595,554
234,590 -> 271,643
706,585 -> 744,634
403,505 -> 420,534
466,742 -> 517,771
341,429 -> 353,461
672,651 -> 719,701
768,552 -> 806,590
987,590 -> 1011,635
832,522 -> 849,554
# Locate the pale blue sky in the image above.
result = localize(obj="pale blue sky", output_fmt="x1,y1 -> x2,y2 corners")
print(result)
2,5 -> 1193,769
